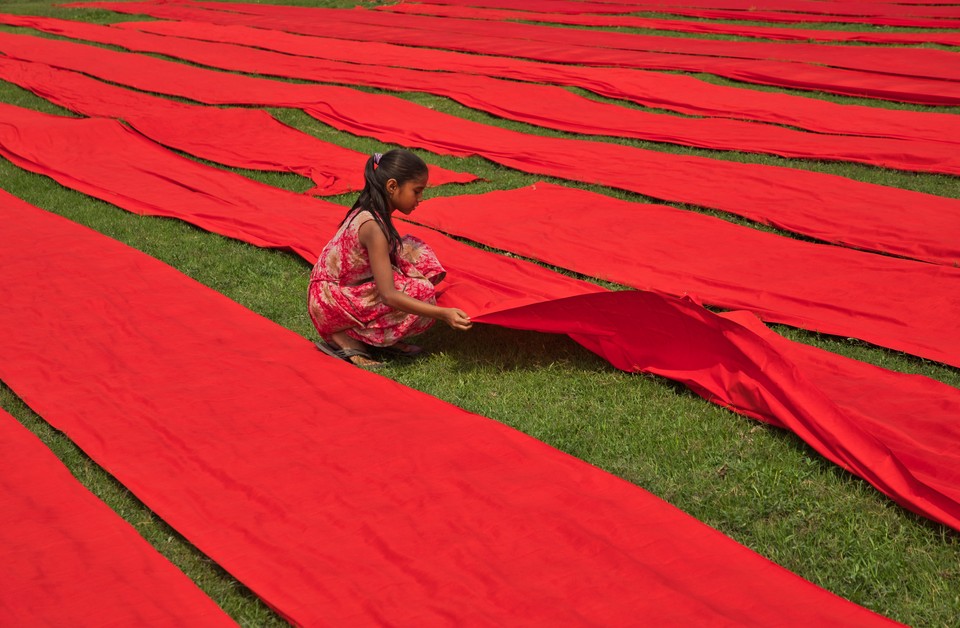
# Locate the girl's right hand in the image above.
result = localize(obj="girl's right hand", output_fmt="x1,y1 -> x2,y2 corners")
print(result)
442,308 -> 473,331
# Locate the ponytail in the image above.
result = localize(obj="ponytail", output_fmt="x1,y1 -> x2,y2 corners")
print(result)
344,149 -> 428,260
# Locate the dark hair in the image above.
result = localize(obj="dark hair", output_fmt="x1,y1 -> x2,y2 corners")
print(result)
345,149 -> 428,259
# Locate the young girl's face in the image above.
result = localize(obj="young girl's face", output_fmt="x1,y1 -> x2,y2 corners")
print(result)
388,174 -> 429,215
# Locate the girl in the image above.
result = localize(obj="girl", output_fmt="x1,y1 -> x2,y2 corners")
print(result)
308,149 -> 472,367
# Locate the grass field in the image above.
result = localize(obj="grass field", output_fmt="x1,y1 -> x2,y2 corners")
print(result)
1,0 -> 959,625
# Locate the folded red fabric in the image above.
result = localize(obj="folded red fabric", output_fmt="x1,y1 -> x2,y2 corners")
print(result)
0,407 -> 236,627
1,25 -> 957,266
0,190 -> 900,625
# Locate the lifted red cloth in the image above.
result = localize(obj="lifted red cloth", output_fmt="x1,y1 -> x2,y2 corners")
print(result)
410,182 -> 960,368
98,18 -> 960,176
20,10 -> 960,144
1,27 -> 958,267
1,104 -> 959,536
0,405 -> 235,627
379,3 -> 960,47
0,192 -> 900,626
77,1 -> 960,102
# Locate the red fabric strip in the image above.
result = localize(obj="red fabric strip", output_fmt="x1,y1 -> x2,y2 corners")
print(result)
70,2 -> 960,104
151,1 -> 960,83
409,182 -> 960,369
100,18 -> 960,176
0,58 -> 472,195
2,103 -> 960,536
379,3 -> 960,46
0,404 -> 236,627
42,9 -> 960,144
0,189 -> 900,625
1,27 -> 957,267
546,0 -> 960,19
406,0 -> 960,26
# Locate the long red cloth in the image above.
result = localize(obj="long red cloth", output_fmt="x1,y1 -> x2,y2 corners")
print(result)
416,0 -> 960,19
2,28 -> 958,267
71,2 -> 960,104
0,58 -> 472,196
45,8 -> 960,144
379,3 -> 960,46
559,0 -> 960,19
409,182 -> 960,368
93,18 -> 960,176
112,2 -> 960,82
0,191 -> 901,626
2,104 -> 960,535
407,0 -> 960,26
0,406 -> 236,627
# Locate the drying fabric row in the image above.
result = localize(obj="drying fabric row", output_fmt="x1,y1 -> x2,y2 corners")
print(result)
0,191 -> 898,625
404,0 -> 960,27
378,3 -> 960,46
1,103 -> 958,537
71,1 -> 960,104
1,22 -> 958,268
0,60 -> 957,367
16,11 -> 960,143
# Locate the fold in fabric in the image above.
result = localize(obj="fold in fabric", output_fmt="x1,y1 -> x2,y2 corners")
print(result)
2,28 -> 958,267
72,3 -> 960,105
409,183 -> 960,368
86,18 -> 960,176
0,191 -> 900,626
0,59 -> 472,196
35,9 -> 960,145
406,0 -> 960,27
379,3 -> 960,47
0,407 -> 236,627
2,104 -> 960,535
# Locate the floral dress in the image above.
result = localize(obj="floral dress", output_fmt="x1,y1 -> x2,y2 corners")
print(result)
308,209 -> 446,347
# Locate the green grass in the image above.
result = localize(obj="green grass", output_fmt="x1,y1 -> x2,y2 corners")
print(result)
1,0 -> 959,625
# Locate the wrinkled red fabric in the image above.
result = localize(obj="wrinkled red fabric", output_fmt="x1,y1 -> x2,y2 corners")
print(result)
0,191 -> 902,626
599,6 -> 960,27
1,28 -> 957,267
414,0 -> 960,19
2,104 -> 960,536
69,2 -> 960,104
40,9 -> 960,144
410,183 -> 960,368
379,3 -> 960,46
0,58 -> 472,195
0,406 -> 236,627
88,18 -> 960,176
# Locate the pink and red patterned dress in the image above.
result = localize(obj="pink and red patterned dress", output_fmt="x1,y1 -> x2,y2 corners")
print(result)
308,209 -> 446,347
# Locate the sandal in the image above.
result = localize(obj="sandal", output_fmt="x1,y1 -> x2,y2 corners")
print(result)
314,341 -> 384,368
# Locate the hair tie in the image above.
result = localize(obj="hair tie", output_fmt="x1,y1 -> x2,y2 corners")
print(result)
373,152 -> 382,170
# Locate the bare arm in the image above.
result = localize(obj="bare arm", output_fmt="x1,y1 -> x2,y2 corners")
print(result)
359,220 -> 472,330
